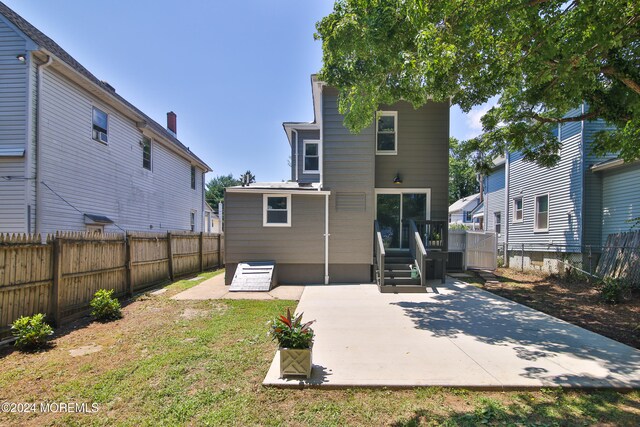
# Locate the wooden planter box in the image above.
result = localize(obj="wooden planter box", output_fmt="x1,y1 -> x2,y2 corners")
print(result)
279,347 -> 312,378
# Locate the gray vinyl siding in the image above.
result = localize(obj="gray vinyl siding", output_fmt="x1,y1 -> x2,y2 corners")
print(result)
601,164 -> 640,241
484,165 -> 505,243
0,17 -> 28,232
507,132 -> 583,252
37,66 -> 205,234
323,87 -> 375,265
293,129 -> 320,184
582,118 -> 617,249
224,192 -> 325,264
374,100 -> 450,222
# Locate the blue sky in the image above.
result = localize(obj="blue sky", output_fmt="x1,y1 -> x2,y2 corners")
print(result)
5,0 -> 490,182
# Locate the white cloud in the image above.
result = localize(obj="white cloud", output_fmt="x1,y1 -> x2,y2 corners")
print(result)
463,97 -> 498,139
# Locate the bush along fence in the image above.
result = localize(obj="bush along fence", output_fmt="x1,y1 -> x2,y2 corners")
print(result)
0,231 -> 224,339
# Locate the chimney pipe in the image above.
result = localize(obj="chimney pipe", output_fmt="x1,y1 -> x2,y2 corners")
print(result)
167,111 -> 177,135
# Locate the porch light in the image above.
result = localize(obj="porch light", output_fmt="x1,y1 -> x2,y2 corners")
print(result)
393,173 -> 402,184
16,54 -> 26,63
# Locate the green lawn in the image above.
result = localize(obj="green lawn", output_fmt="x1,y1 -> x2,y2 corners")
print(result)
0,270 -> 639,426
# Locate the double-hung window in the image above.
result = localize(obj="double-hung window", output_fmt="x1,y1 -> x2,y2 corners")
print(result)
376,111 -> 397,154
513,198 -> 523,222
534,194 -> 549,232
263,194 -> 291,227
190,166 -> 196,189
494,212 -> 501,234
142,137 -> 152,170
303,140 -> 320,173
92,107 -> 108,143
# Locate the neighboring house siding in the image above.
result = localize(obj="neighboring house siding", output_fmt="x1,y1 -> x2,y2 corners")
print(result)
323,87 -> 375,265
37,67 -> 204,233
601,164 -> 640,241
224,192 -> 325,264
484,165 -> 505,243
507,132 -> 583,251
0,18 -> 28,232
294,129 -> 320,184
374,100 -> 450,222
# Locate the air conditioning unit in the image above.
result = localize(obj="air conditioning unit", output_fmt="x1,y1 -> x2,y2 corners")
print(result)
93,130 -> 108,143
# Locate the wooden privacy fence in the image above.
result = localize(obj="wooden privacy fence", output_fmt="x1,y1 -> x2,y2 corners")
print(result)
596,230 -> 640,284
0,231 -> 224,339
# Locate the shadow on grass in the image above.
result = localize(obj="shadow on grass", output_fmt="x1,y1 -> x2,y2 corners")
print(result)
393,390 -> 640,426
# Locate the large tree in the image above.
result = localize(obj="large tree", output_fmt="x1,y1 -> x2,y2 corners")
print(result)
315,0 -> 640,169
205,174 -> 241,206
449,137 -> 479,205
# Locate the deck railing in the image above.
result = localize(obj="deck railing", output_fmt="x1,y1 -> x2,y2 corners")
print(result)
408,220 -> 428,286
373,220 -> 385,287
412,220 -> 448,252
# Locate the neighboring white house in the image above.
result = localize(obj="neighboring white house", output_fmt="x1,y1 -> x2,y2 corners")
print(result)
0,3 -> 211,234
448,193 -> 480,225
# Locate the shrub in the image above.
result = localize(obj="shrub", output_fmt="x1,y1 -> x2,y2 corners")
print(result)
269,308 -> 314,349
599,277 -> 626,305
90,289 -> 122,321
11,313 -> 54,350
449,223 -> 469,231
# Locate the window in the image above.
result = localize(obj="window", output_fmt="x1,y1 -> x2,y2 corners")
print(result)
190,166 -> 196,189
534,194 -> 549,231
376,111 -> 397,154
465,211 -> 473,222
513,198 -> 523,222
303,140 -> 319,173
142,137 -> 152,170
92,107 -> 108,143
190,211 -> 196,231
494,212 -> 501,234
263,194 -> 291,227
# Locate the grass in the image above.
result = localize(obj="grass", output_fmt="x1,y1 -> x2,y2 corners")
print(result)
0,269 -> 639,426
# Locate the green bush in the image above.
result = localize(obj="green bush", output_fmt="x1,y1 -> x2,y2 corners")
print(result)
11,313 -> 54,350
90,289 -> 122,321
269,308 -> 314,349
599,277 -> 626,304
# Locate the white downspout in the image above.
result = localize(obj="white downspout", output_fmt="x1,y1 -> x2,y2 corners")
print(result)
504,152 -> 510,267
35,54 -> 53,234
293,130 -> 299,182
318,82 -> 329,284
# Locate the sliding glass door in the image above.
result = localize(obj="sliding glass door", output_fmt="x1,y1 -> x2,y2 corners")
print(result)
376,190 -> 429,249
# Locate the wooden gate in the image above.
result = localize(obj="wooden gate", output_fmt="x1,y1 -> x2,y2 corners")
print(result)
465,231 -> 497,270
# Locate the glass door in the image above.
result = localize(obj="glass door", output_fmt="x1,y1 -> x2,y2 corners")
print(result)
376,191 -> 428,249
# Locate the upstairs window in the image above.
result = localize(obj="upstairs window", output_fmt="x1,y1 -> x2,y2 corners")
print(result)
494,212 -> 501,234
263,194 -> 291,227
513,198 -> 523,222
376,111 -> 397,155
191,166 -> 196,189
142,137 -> 152,170
534,194 -> 549,232
92,107 -> 108,143
465,211 -> 472,222
303,140 -> 319,173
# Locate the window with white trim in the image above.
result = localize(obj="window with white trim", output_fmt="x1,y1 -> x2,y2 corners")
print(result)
263,194 -> 291,227
190,210 -> 196,231
92,107 -> 108,143
513,197 -> 523,222
494,212 -> 501,234
534,195 -> 549,231
376,111 -> 397,154
142,137 -> 152,170
303,140 -> 319,173
190,166 -> 196,189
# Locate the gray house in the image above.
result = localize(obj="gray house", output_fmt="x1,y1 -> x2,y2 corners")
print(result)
0,3 -> 211,235
479,105 -> 637,272
224,75 -> 449,289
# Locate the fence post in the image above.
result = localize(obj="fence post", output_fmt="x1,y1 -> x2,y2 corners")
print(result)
167,232 -> 174,281
217,234 -> 221,268
51,238 -> 63,326
125,233 -> 133,297
588,245 -> 592,283
199,232 -> 204,272
504,242 -> 509,268
521,243 -> 525,272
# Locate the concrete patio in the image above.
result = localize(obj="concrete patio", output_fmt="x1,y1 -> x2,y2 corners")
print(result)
171,273 -> 305,301
263,279 -> 640,389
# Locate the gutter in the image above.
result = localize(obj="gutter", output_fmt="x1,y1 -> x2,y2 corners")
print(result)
35,54 -> 53,234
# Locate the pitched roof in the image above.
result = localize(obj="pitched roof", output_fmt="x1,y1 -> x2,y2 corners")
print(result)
0,1 -> 210,171
448,193 -> 480,213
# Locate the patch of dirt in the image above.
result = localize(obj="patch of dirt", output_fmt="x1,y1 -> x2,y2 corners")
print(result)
180,308 -> 209,319
69,344 -> 102,357
477,268 -> 640,349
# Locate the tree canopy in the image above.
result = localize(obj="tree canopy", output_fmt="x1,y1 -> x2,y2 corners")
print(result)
449,137 -> 479,205
315,0 -> 640,168
205,174 -> 240,206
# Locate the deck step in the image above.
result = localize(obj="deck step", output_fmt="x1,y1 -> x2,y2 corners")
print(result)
384,277 -> 421,286
378,283 -> 428,293
229,261 -> 276,292
384,270 -> 412,278
385,257 -> 414,264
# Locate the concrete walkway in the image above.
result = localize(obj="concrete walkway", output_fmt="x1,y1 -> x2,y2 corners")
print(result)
171,273 -> 304,301
264,279 -> 640,389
